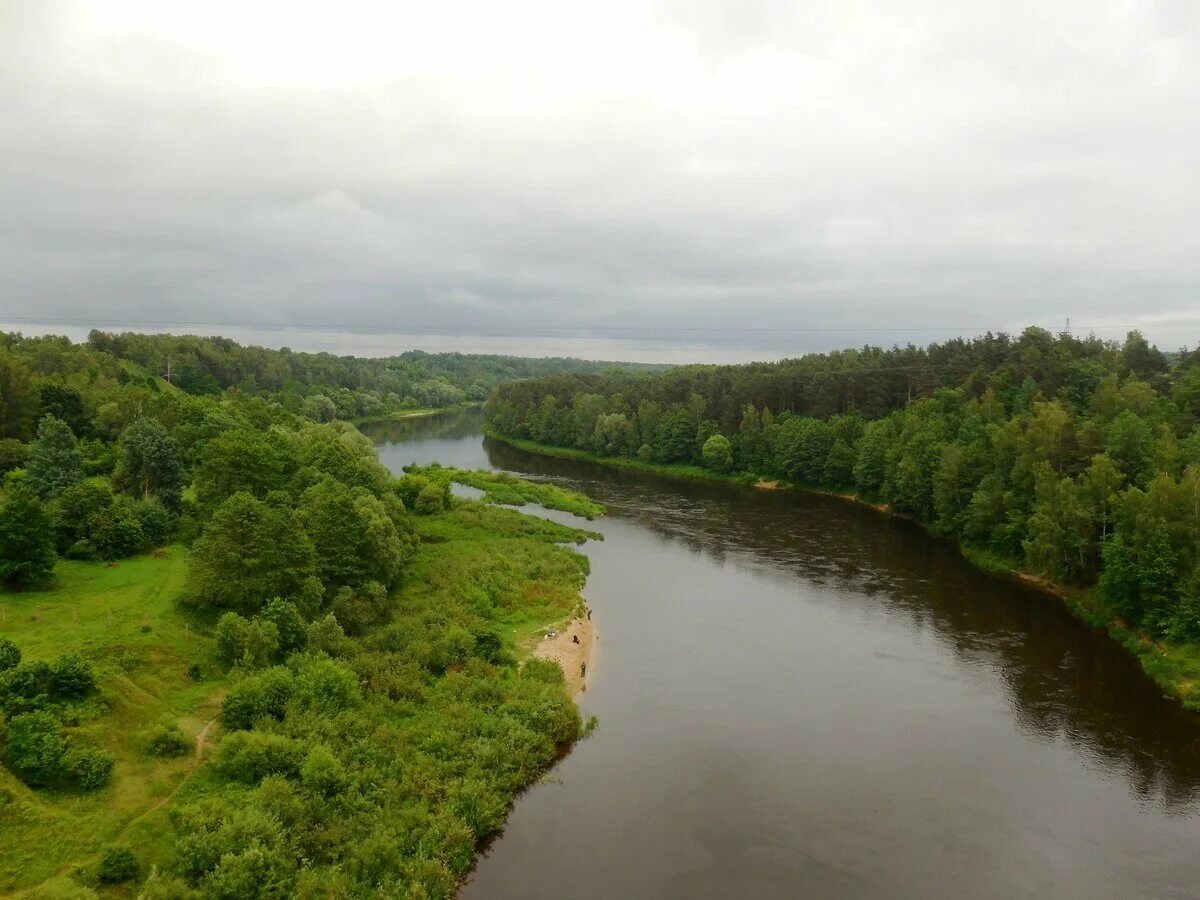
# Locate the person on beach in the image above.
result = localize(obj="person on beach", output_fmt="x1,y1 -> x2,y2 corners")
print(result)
580,662 -> 587,678
572,634 -> 580,644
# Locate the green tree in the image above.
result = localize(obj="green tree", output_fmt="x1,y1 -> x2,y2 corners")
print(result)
0,351 -> 38,440
0,475 -> 56,588
701,434 -> 733,472
116,419 -> 183,507
185,492 -> 317,613
297,479 -> 412,588
26,415 -> 83,499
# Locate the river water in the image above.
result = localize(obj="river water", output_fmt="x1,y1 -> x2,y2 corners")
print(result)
365,409 -> 1200,899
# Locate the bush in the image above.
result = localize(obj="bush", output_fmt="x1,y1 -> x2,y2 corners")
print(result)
331,581 -> 390,635
65,744 -> 115,790
520,658 -> 565,685
145,722 -> 191,757
132,499 -> 174,547
416,481 -> 448,514
215,731 -> 306,783
291,656 -> 360,714
221,667 -> 295,730
3,710 -> 66,786
49,653 -> 95,698
0,637 -> 20,671
98,846 -> 138,883
0,437 -> 26,474
87,500 -> 146,560
259,598 -> 307,655
305,614 -> 352,658
299,744 -> 346,796
215,612 -> 279,669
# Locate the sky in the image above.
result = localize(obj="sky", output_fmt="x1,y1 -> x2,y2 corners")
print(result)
2,1 -> 1198,362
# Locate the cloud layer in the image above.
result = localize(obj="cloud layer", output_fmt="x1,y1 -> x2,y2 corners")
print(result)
3,1 -> 1198,356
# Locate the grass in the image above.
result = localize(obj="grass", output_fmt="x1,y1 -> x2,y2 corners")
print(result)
409,463 -> 608,519
0,548 -> 223,895
490,430 -> 1200,713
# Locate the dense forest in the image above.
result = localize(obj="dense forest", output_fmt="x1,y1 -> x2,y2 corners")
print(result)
0,331 -> 602,896
486,327 -> 1200,699
71,330 -> 665,420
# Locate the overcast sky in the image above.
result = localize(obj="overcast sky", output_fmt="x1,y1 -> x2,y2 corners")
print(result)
2,1 -> 1198,360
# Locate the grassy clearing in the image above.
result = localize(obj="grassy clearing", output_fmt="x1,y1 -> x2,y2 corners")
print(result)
0,548 -> 222,894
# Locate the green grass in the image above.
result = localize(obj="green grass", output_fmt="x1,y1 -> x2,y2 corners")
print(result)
0,548 -> 223,895
409,463 -> 607,519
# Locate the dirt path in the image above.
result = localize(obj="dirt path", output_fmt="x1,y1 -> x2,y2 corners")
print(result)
532,616 -> 595,696
121,702 -> 220,834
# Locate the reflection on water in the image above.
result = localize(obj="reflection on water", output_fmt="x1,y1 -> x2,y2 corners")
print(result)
365,411 -> 1200,898
486,440 -> 1200,811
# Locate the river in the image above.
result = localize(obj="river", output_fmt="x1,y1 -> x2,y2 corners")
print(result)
365,409 -> 1200,899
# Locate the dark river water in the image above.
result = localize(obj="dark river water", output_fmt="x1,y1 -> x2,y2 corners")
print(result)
365,409 -> 1200,899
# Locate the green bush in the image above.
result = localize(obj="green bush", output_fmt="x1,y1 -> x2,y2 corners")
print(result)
215,731 -> 306,783
3,710 -> 66,786
132,499 -> 174,547
215,612 -> 279,669
145,722 -> 191,757
98,846 -> 138,883
520,658 -> 565,685
65,744 -> 115,790
291,656 -> 360,714
221,667 -> 295,730
49,653 -> 95,698
0,637 -> 20,671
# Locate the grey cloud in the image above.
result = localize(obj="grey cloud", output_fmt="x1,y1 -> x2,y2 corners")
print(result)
2,1 -> 1198,359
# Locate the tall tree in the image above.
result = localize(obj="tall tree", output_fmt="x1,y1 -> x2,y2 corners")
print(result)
0,475 -> 56,588
116,418 -> 183,506
26,415 -> 83,499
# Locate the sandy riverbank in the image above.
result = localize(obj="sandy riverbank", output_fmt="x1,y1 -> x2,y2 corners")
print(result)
532,614 -> 595,696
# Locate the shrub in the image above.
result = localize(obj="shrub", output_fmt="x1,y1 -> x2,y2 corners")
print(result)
87,501 -> 146,560
0,437 -> 26,474
299,744 -> 346,796
520,658 -> 565,685
0,637 -> 20,671
292,656 -> 360,714
49,653 -> 95,698
331,581 -> 390,635
132,499 -> 174,547
259,598 -> 307,655
3,710 -> 66,786
416,481 -> 448,514
145,722 -> 191,757
65,744 -> 115,790
305,614 -> 352,657
215,731 -> 306,782
98,846 -> 138,883
221,667 -> 295,730
0,475 -> 56,588
215,612 -> 279,669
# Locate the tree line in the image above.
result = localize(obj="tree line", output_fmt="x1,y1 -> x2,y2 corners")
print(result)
487,327 -> 1200,644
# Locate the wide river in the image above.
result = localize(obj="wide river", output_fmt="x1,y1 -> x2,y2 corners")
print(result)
365,409 -> 1200,899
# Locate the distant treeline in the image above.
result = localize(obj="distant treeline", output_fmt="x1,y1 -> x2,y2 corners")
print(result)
72,330 -> 666,419
487,327 -> 1200,648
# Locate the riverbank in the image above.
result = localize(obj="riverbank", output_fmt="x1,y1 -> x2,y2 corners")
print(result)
531,615 -> 595,696
486,430 -> 1200,712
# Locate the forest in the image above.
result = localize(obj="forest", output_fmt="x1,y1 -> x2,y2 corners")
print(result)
0,331 -> 602,897
485,327 -> 1200,704
76,330 -> 665,421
